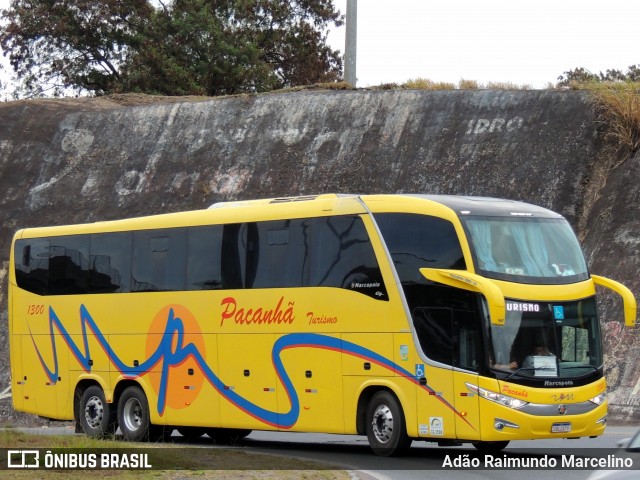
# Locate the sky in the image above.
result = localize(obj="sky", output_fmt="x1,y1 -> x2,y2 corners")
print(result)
1,0 -> 640,93
327,0 -> 640,88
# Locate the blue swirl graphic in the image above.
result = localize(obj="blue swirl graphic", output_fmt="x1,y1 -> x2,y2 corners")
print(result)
29,304 -> 470,429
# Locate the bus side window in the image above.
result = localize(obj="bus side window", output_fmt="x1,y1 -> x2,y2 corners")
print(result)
187,225 -> 223,290
132,229 -> 187,292
248,219 -> 311,289
89,232 -> 132,293
375,213 -> 466,285
310,216 -> 387,300
221,223 -> 245,289
15,238 -> 50,295
49,235 -> 90,295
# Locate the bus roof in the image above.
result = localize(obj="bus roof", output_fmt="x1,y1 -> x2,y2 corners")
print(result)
409,195 -> 563,219
14,193 -> 562,240
209,194 -> 561,218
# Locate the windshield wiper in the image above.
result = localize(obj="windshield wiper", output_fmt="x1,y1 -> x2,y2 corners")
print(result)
505,367 -> 536,380
504,364 -> 599,380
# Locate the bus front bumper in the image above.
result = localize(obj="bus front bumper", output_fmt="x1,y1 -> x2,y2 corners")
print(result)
476,401 -> 607,441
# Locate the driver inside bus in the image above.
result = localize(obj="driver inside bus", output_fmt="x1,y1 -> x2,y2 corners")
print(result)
489,350 -> 518,370
522,343 -> 556,370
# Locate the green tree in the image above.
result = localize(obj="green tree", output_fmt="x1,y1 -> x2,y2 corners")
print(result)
0,0 -> 343,97
0,0 -> 153,96
119,0 -> 274,96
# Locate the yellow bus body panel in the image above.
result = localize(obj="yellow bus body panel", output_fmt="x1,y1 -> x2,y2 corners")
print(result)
6,194 -> 622,444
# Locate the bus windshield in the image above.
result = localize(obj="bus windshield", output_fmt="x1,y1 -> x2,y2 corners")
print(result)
488,297 -> 602,379
462,217 -> 589,285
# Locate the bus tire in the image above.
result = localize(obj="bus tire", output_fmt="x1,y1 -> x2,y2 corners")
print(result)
472,440 -> 510,452
149,425 -> 174,443
206,428 -> 252,444
117,385 -> 152,442
78,385 -> 117,438
365,390 -> 412,456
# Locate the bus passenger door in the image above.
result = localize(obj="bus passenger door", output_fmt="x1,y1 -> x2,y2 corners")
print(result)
451,310 -> 481,440
413,308 -> 456,440
452,373 -> 480,440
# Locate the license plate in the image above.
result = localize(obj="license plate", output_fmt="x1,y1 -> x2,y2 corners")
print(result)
551,422 -> 572,433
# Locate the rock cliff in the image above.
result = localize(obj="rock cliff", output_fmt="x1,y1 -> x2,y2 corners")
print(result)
0,89 -> 637,422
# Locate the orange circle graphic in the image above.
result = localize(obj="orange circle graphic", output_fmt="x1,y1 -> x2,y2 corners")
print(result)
145,304 -> 206,411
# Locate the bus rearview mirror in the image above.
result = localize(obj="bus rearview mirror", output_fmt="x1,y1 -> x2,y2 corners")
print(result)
591,275 -> 637,327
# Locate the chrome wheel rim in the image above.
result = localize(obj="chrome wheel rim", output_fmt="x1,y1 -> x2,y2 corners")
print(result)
371,404 -> 394,444
122,397 -> 143,432
84,396 -> 104,429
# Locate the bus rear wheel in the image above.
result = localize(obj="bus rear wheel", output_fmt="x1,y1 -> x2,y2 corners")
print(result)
365,391 -> 412,456
78,385 -> 117,438
206,428 -> 252,444
118,385 -> 152,442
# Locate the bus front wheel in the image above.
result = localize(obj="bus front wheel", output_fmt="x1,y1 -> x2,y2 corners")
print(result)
365,391 -> 412,456
78,385 -> 117,438
117,386 -> 151,442
472,440 -> 510,452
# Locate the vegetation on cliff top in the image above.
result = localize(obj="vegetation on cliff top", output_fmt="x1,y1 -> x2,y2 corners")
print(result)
0,0 -> 343,98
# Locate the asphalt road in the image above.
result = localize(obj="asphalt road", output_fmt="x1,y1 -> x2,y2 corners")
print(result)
236,427 -> 638,479
12,424 -> 639,480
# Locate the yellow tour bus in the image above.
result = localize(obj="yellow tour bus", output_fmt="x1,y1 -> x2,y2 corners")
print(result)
8,194 -> 637,455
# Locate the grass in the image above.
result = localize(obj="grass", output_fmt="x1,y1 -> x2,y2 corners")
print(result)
391,77 -> 535,91
402,78 -> 456,90
265,76 -> 538,91
583,82 -> 640,157
0,429 -> 350,479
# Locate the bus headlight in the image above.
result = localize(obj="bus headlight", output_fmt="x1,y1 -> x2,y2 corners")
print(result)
589,392 -> 607,406
466,383 -> 529,410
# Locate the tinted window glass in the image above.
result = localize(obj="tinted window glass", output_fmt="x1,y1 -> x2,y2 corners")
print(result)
132,229 -> 187,291
310,216 -> 386,300
412,306 -> 480,370
375,213 -> 465,284
49,235 -> 90,295
15,238 -> 50,295
14,216 -> 389,298
248,219 -> 311,288
413,307 -> 453,365
89,232 -> 132,293
187,225 -> 223,290
455,308 -> 481,371
221,223 -> 246,289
